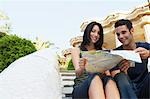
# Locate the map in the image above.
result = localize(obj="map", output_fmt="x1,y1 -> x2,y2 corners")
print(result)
81,50 -> 141,73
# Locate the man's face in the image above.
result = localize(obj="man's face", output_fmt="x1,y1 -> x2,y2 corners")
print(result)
115,25 -> 133,46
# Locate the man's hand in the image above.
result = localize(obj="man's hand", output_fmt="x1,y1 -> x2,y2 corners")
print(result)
110,70 -> 121,77
134,47 -> 150,59
118,59 -> 130,74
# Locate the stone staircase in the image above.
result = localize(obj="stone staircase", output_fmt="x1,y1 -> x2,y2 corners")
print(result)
60,70 -> 76,99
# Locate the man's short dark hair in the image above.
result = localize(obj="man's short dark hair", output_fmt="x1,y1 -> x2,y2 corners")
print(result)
114,19 -> 133,31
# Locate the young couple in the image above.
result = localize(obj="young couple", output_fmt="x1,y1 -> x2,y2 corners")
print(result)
71,19 -> 150,99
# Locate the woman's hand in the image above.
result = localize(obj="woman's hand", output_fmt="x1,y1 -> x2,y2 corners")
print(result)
75,58 -> 87,77
104,70 -> 111,76
79,58 -> 86,70
75,67 -> 84,77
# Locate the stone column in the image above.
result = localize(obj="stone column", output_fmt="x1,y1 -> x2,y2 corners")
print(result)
143,24 -> 150,72
142,15 -> 150,71
143,24 -> 150,43
143,23 -> 150,72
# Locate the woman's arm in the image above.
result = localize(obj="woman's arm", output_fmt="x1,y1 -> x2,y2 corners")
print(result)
71,48 -> 84,76
71,48 -> 80,70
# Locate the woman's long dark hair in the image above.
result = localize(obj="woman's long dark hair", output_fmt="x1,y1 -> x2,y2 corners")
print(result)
80,21 -> 104,51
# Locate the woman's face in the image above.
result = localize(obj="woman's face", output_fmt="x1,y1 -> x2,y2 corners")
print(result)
90,25 -> 100,43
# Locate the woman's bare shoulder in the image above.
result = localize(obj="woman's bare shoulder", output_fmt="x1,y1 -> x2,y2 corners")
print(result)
71,47 -> 80,53
71,47 -> 80,51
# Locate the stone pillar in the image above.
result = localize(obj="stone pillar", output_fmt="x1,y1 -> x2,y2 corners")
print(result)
144,23 -> 150,72
143,24 -> 150,43
142,15 -> 150,72
143,24 -> 150,72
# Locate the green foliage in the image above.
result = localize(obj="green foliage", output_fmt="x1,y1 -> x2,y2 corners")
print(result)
67,59 -> 75,70
0,35 -> 37,72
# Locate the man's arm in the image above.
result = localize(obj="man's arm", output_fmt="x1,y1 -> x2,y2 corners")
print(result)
134,47 -> 150,59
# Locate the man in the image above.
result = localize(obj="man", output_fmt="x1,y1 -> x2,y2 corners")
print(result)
114,19 -> 150,98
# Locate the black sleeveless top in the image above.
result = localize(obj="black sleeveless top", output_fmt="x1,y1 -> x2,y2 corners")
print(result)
73,53 -> 89,87
73,47 -> 104,86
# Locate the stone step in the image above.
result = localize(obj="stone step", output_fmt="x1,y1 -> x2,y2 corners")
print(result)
60,70 -> 75,99
62,86 -> 73,94
62,80 -> 74,86
61,76 -> 76,81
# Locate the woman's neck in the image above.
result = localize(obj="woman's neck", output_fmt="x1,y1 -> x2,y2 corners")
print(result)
85,43 -> 96,51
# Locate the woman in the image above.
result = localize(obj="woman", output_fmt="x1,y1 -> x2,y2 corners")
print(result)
71,21 -> 120,99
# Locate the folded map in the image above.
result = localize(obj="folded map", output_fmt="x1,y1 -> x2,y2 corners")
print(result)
81,50 -> 141,73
